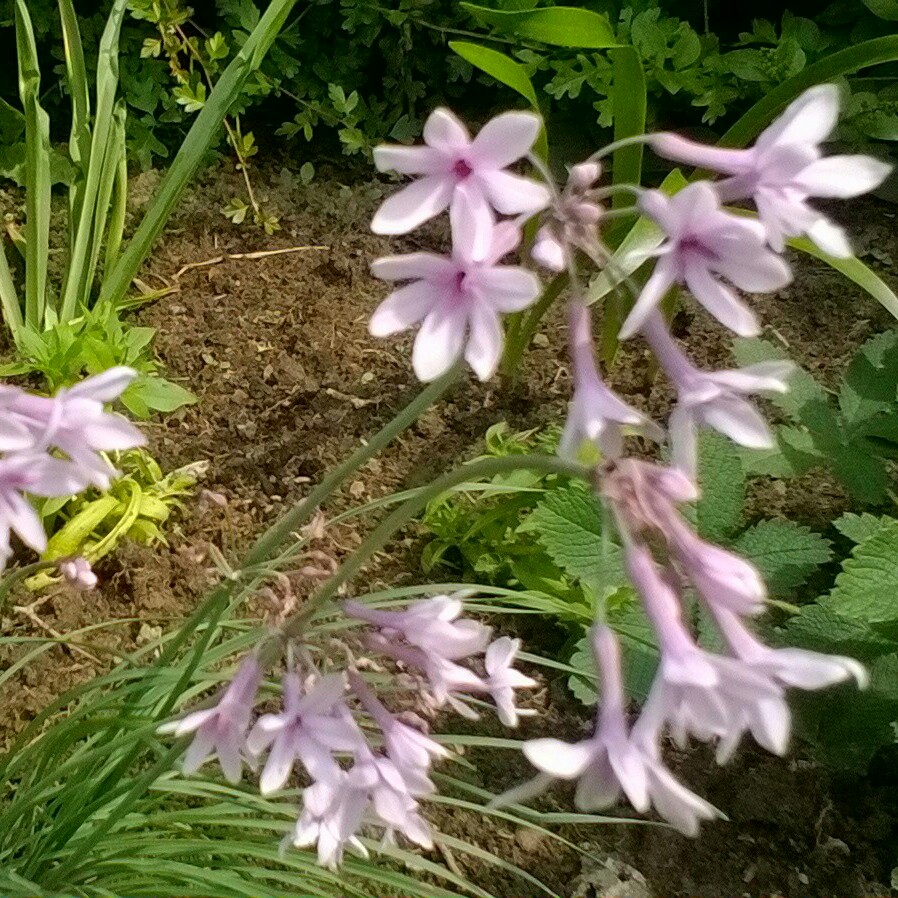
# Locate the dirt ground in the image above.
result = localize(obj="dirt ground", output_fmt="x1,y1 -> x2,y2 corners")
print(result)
2,158 -> 897,897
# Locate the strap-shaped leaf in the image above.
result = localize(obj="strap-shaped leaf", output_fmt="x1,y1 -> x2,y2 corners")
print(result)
461,3 -> 618,48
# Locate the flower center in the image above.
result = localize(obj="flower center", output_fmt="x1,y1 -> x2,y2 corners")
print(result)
452,158 -> 473,180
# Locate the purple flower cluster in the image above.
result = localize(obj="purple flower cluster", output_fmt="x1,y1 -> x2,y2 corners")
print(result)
159,596 -> 536,867
157,84 -> 885,867
0,368 -> 144,570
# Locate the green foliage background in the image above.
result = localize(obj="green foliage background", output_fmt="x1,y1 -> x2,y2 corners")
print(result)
3,0 -> 898,172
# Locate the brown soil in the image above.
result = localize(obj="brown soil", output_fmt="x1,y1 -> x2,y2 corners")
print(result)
2,161 -> 897,897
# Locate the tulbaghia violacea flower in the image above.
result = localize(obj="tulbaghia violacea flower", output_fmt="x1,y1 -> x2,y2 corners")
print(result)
620,182 -> 792,339
348,746 -> 435,848
247,672 -> 365,794
292,773 -> 369,870
59,557 -> 98,591
158,656 -> 263,784
348,671 -> 449,793
652,85 -> 891,256
484,636 -> 537,727
4,367 -> 145,490
532,162 -> 603,272
711,605 -> 868,691
626,542 -> 790,757
0,453 -> 85,566
371,108 -> 550,241
561,303 -> 661,460
523,626 -> 718,835
369,202 -> 541,381
642,314 -> 793,475
345,594 -> 492,660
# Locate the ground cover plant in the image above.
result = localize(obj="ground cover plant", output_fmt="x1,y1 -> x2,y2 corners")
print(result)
3,3 -> 898,897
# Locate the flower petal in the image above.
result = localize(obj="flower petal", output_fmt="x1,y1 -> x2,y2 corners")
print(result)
683,263 -> 760,336
412,306 -> 467,382
451,181 -> 495,263
701,396 -> 772,449
523,738 -> 594,778
373,144 -> 444,175
806,217 -> 853,258
756,84 -> 839,152
371,253 -> 455,282
793,154 -> 891,198
369,281 -> 442,337
469,111 -> 542,168
619,259 -> 676,340
464,304 -> 504,381
713,249 -> 792,293
423,107 -> 470,153
477,169 -> 551,216
472,266 -> 541,313
67,367 -> 137,402
371,175 -> 454,235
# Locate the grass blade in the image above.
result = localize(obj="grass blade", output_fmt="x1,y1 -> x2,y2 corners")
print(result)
610,45 -> 646,210
57,0 -> 91,230
0,234 -> 23,343
14,0 -> 51,329
105,105 -> 128,274
99,0 -> 300,309
59,0 -> 127,321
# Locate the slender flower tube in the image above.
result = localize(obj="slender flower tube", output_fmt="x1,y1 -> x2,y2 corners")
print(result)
641,313 -> 793,475
621,182 -> 792,339
372,108 -> 550,244
370,201 -> 541,381
561,303 -> 662,460
651,85 -> 891,256
158,656 -> 263,783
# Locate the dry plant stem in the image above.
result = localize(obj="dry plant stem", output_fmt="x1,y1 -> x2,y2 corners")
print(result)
172,245 -> 329,281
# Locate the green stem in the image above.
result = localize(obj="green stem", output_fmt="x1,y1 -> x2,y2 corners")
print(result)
277,453 -> 589,643
500,273 -> 568,380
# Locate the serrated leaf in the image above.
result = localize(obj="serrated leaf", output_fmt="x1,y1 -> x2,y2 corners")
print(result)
838,330 -> 898,430
695,430 -> 744,541
784,603 -> 896,659
523,483 -> 625,598
833,512 -> 895,545
821,520 -> 898,624
732,519 -> 832,594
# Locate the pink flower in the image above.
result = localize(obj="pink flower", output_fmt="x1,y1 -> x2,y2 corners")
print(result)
626,543 -> 789,757
370,202 -> 541,381
523,626 -> 719,835
59,557 -> 98,591
246,672 -> 365,794
532,162 -> 603,272
667,520 -> 767,616
484,637 -> 537,727
158,656 -> 262,784
0,453 -> 85,566
561,303 -> 661,459
345,595 -> 491,660
652,85 -> 891,257
4,367 -> 145,490
372,108 -> 550,240
291,772 -> 369,869
348,747 -> 434,848
712,606 -> 868,692
620,182 -> 792,339
641,313 -> 793,475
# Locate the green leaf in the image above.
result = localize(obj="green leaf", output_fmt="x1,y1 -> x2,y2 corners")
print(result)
610,46 -> 646,211
833,512 -> 895,545
732,519 -> 832,594
695,431 -> 744,542
784,604 -> 897,659
461,4 -> 617,48
864,0 -> 898,21
821,519 -> 898,624
522,483 -> 625,598
721,36 -> 898,149
838,330 -> 898,430
128,376 -> 198,414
